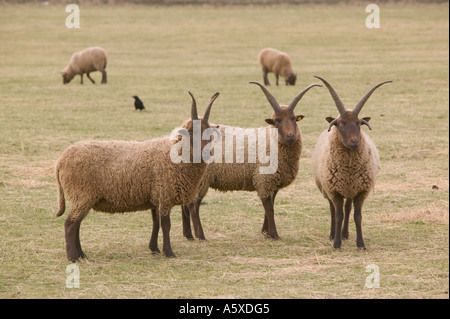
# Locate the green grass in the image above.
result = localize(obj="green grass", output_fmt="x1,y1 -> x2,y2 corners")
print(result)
0,2 -> 448,299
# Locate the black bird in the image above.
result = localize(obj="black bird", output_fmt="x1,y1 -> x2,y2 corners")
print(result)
132,95 -> 145,111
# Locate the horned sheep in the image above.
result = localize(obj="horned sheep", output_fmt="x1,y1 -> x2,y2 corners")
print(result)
258,48 -> 297,86
181,81 -> 321,241
61,46 -> 107,84
311,75 -> 391,249
55,91 -> 220,261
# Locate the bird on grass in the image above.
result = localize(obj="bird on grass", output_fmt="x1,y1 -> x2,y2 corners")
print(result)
132,95 -> 145,111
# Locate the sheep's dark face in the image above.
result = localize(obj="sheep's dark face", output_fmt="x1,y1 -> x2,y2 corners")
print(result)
327,111 -> 371,151
286,73 -> 297,86
61,72 -> 73,84
266,107 -> 303,145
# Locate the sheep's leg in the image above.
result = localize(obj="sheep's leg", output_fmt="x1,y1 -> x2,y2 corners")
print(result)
261,195 -> 280,240
80,74 -> 83,84
275,74 -> 279,86
86,73 -> 95,84
160,211 -> 176,258
353,197 -> 366,250
149,209 -> 161,254
101,70 -> 107,84
263,70 -> 270,86
190,198 -> 205,240
262,190 -> 278,234
342,198 -> 352,240
328,199 -> 335,241
64,207 -> 89,262
181,205 -> 194,240
332,197 -> 344,249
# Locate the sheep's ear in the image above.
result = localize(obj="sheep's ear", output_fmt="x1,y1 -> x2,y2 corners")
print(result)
265,118 -> 275,125
296,115 -> 305,122
361,117 -> 371,123
361,117 -> 372,130
325,116 -> 335,123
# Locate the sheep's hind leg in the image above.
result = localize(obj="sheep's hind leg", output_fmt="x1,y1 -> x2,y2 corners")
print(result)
101,70 -> 107,84
64,207 -> 89,262
181,205 -> 194,240
353,197 -> 366,250
342,198 -> 352,240
86,73 -> 95,84
260,195 -> 280,240
149,209 -> 161,254
190,198 -> 205,240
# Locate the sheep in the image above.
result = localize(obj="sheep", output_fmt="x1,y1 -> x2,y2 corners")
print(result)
55,91 -> 220,261
180,81 -> 321,241
60,46 -> 107,84
311,75 -> 391,249
258,48 -> 297,86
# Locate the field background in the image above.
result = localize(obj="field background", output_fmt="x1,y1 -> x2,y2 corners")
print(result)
0,1 -> 448,299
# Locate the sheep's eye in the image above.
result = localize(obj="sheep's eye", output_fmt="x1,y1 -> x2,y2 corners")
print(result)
291,117 -> 296,122
338,123 -> 344,128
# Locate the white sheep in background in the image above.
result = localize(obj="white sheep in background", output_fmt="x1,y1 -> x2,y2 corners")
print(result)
258,48 -> 297,86
312,75 -> 391,249
55,91 -> 220,260
60,46 -> 107,84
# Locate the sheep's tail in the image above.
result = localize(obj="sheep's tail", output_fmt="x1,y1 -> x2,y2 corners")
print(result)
55,167 -> 66,217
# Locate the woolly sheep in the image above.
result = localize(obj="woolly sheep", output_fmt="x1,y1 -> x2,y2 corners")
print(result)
311,75 -> 391,249
258,48 -> 297,86
55,91 -> 220,261
181,81 -> 321,241
60,46 -> 107,84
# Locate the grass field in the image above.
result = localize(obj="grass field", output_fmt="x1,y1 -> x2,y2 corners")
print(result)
0,2 -> 448,299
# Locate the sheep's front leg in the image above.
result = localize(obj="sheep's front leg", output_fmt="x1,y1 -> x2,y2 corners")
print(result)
86,73 -> 95,84
149,209 -> 161,254
160,210 -> 176,258
275,74 -> 279,86
327,199 -> 335,241
260,195 -> 280,240
332,196 -> 344,249
80,73 -> 84,84
263,70 -> 270,86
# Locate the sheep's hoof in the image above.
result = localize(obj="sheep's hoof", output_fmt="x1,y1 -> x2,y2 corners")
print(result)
150,247 -> 161,255
263,232 -> 281,240
164,251 -> 176,258
185,235 -> 195,241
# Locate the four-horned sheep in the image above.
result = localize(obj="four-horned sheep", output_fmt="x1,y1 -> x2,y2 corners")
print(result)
311,75 -> 391,249
258,48 -> 297,86
60,46 -> 107,85
180,81 -> 321,241
55,91 -> 219,261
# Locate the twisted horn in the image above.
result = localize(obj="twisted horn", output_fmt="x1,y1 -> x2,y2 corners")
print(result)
353,81 -> 392,116
202,92 -> 220,123
188,91 -> 198,120
314,75 -> 347,117
287,83 -> 322,111
249,81 -> 282,113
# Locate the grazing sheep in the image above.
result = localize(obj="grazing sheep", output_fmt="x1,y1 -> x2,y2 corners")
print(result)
60,46 -> 107,84
311,75 -> 391,249
181,81 -> 321,241
258,48 -> 296,86
55,91 -> 220,261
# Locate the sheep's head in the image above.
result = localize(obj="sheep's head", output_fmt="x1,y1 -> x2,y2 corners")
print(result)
250,81 -> 321,145
185,91 -> 220,160
286,73 -> 297,86
60,71 -> 73,84
314,75 -> 392,150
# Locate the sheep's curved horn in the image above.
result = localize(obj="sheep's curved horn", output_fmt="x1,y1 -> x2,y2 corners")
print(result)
249,81 -> 282,113
287,83 -> 322,111
314,75 -> 347,117
188,91 -> 198,120
360,119 -> 372,130
202,92 -> 220,123
353,80 -> 392,116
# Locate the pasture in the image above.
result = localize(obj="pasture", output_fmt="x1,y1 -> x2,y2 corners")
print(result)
0,2 -> 448,299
